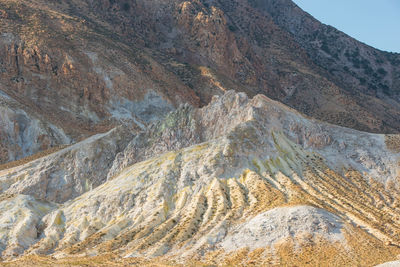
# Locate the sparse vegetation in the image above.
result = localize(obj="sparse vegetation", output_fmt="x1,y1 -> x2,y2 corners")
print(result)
122,3 -> 130,12
320,41 -> 330,54
378,67 -> 388,76
228,24 -> 238,32
385,135 -> 400,152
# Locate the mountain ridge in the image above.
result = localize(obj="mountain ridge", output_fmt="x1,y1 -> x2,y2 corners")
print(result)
1,0 -> 400,164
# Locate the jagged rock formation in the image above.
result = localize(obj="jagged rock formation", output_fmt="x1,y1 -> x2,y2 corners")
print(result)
1,0 -> 399,164
0,91 -> 399,266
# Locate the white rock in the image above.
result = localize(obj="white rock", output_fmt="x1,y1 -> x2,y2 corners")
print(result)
220,205 -> 344,251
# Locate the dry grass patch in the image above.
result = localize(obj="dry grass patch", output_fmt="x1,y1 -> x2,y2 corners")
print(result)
0,254 -> 178,267
385,135 -> 400,152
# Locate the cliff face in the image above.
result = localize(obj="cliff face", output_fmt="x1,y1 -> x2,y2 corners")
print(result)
0,91 -> 399,266
1,0 -> 399,163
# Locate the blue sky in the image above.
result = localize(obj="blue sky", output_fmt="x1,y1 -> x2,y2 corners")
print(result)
292,0 -> 400,53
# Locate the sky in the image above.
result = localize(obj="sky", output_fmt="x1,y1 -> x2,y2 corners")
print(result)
292,0 -> 400,53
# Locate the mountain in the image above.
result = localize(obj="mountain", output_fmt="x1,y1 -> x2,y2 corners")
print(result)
1,0 -> 400,266
1,0 -> 400,165
0,91 -> 399,266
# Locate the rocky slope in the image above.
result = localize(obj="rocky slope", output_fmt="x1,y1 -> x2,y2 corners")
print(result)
0,90 -> 70,163
259,0 -> 400,99
0,91 -> 399,266
0,0 -> 200,164
1,0 -> 399,164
